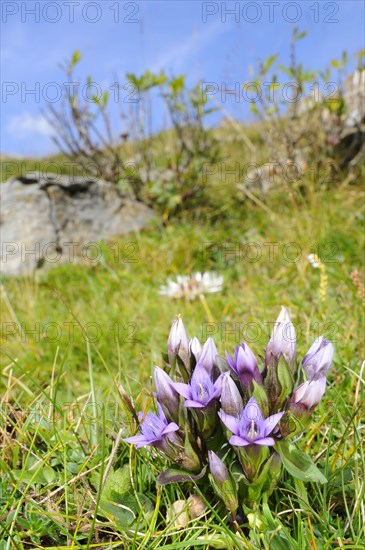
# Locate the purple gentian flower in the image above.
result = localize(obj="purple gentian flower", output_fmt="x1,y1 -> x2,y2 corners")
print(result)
154,366 -> 180,423
208,450 -> 231,485
167,316 -> 189,365
226,343 -> 262,387
265,307 -> 296,366
173,364 -> 223,408
218,397 -> 284,447
208,451 -> 238,512
302,337 -> 334,380
199,337 -> 218,374
124,402 -> 179,449
291,377 -> 326,411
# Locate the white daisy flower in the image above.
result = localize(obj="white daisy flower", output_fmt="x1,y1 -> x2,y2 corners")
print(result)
159,272 -> 224,301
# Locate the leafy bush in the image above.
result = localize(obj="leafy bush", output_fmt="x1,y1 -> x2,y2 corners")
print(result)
245,28 -> 364,168
46,55 -> 220,217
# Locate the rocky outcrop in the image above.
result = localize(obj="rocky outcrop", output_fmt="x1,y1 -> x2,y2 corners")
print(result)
0,173 -> 154,276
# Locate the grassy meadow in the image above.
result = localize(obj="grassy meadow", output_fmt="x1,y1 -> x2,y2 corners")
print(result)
0,131 -> 364,549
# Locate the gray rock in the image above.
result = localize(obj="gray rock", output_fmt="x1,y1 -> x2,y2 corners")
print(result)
238,159 -> 308,196
0,173 -> 154,276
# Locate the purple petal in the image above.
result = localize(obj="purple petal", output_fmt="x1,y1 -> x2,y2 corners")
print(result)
190,364 -> 216,404
237,346 -> 253,374
192,363 -> 211,383
262,411 -> 285,437
173,382 -> 192,400
124,434 -> 150,447
199,337 -> 218,372
162,422 -> 179,435
212,373 -> 224,395
184,399 -> 206,408
242,342 -> 258,369
218,410 -> 240,434
229,435 -> 250,447
225,351 -> 237,373
292,380 -> 310,403
254,437 -> 275,446
156,402 -> 168,423
210,388 -> 222,402
305,377 -> 327,408
189,337 -> 202,360
243,397 -> 264,423
303,337 -> 334,380
292,377 -> 326,408
302,336 -> 323,366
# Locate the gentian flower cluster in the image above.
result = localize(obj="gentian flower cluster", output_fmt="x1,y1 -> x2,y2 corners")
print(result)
125,309 -> 334,513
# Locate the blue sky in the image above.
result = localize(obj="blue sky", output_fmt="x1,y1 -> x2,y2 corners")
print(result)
1,0 -> 364,156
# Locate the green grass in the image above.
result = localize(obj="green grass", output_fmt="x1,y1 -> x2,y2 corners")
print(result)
1,149 -> 364,548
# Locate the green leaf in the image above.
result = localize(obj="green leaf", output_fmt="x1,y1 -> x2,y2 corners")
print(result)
265,105 -> 278,116
12,469 -> 45,484
246,453 -> 278,503
71,50 -> 81,66
204,107 -> 218,115
169,75 -> 185,97
66,462 -> 80,474
100,491 -> 153,528
294,30 -> 308,41
157,465 -> 207,485
43,466 -> 56,484
96,467 -> 153,529
126,72 -> 140,87
250,103 -> 260,116
331,59 -> 339,69
263,54 -> 277,73
208,474 -> 238,512
99,498 -> 136,528
101,466 -> 132,500
243,80 -> 259,90
275,440 -> 327,484
277,65 -> 295,78
252,380 -> 269,417
277,359 -> 293,404
356,49 -> 365,63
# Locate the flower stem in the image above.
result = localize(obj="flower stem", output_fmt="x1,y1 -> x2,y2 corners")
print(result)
199,293 -> 214,323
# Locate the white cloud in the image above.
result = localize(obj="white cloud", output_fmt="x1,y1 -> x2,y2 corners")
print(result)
150,20 -> 233,73
7,113 -> 53,139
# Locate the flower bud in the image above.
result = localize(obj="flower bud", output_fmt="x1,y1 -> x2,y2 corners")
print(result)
189,337 -> 202,362
226,342 -> 262,388
199,337 -> 218,374
167,316 -> 189,366
154,366 -> 180,423
247,512 -> 266,531
208,451 -> 238,512
302,337 -> 334,380
208,451 -> 230,485
290,377 -> 326,414
220,373 -> 243,416
265,306 -> 296,368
